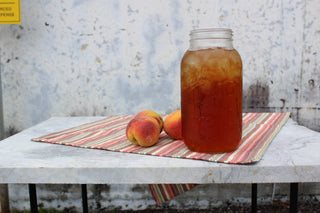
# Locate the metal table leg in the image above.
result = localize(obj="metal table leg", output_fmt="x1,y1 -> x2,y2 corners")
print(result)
81,184 -> 88,213
251,183 -> 257,213
28,184 -> 38,213
290,183 -> 298,213
0,184 -> 10,213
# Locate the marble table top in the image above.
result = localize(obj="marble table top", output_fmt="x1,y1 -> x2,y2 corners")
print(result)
0,117 -> 319,184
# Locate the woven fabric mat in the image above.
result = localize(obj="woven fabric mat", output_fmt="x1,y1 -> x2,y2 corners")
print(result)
32,112 -> 290,205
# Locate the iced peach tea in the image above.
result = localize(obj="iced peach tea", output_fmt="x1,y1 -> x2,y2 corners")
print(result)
181,47 -> 242,153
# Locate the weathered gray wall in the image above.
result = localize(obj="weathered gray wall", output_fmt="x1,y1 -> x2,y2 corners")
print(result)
1,0 -> 319,211
1,0 -> 319,134
6,183 -> 320,212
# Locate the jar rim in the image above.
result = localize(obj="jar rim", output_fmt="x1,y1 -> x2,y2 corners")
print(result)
190,28 -> 232,34
190,28 -> 233,40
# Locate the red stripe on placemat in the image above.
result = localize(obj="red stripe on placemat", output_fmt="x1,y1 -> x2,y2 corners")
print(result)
32,112 -> 290,205
149,184 -> 198,205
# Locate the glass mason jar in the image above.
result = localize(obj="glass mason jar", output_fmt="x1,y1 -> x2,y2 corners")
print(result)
180,28 -> 243,153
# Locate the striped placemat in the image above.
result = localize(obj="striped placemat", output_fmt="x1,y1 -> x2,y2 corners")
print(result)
32,112 -> 290,205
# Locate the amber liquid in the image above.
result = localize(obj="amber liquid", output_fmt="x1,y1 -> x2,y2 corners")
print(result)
181,47 -> 242,153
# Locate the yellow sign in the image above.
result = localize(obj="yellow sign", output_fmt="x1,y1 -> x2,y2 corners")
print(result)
0,0 -> 21,24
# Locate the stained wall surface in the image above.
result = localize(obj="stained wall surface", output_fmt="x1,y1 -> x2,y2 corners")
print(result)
1,0 -> 319,133
0,0 -> 319,211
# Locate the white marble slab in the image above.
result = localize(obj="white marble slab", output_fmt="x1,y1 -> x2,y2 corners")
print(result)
0,117 -> 320,184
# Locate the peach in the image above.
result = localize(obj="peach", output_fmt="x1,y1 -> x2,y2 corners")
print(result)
136,110 -> 164,132
164,110 -> 182,140
126,116 -> 161,147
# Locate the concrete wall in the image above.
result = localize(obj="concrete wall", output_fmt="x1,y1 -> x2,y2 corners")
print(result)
1,0 -> 319,211
1,0 -> 319,133
5,183 -> 320,212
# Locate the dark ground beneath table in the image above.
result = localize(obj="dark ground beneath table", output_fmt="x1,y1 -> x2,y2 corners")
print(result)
10,200 -> 320,213
117,201 -> 320,213
35,200 -> 319,213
